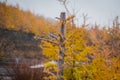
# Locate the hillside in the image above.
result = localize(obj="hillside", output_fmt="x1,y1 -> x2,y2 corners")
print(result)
0,2 -> 54,59
0,27 -> 44,59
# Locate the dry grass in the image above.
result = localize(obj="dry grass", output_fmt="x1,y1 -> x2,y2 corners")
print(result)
5,61 -> 49,80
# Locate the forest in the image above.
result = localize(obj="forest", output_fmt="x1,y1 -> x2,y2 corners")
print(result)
0,1 -> 120,80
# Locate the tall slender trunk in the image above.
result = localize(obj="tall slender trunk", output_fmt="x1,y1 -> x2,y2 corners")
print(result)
58,12 -> 66,80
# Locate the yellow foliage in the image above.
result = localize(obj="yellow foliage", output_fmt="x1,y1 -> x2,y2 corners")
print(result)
41,40 -> 59,60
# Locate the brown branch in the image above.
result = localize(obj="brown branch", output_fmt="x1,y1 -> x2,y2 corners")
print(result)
66,15 -> 75,21
40,38 -> 58,45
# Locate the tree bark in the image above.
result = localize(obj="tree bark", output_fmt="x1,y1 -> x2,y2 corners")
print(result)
58,12 -> 66,80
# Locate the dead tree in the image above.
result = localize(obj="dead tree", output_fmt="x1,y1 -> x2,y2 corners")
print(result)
35,12 -> 74,80
57,12 -> 66,80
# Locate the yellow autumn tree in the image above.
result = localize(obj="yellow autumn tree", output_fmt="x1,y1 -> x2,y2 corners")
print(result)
41,20 -> 95,80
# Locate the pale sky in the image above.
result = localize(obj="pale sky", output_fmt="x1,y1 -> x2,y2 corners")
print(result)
0,0 -> 120,26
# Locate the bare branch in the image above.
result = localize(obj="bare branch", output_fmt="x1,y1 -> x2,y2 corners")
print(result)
40,38 -> 58,45
66,15 -> 75,21
82,13 -> 90,27
58,0 -> 70,15
49,33 -> 59,40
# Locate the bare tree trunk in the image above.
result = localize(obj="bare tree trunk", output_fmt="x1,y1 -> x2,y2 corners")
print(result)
58,12 -> 66,80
